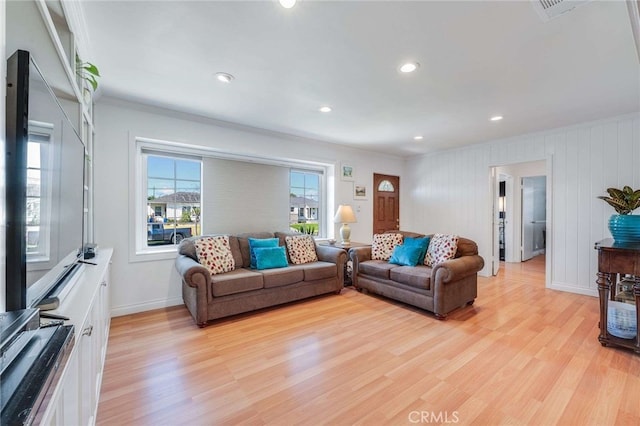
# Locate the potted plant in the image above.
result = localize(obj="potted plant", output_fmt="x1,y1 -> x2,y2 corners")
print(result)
598,186 -> 640,243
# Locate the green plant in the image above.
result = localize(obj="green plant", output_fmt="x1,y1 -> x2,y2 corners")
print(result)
75,54 -> 101,91
290,223 -> 318,235
598,186 -> 640,215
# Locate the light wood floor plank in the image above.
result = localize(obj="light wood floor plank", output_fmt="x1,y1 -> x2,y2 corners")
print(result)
97,256 -> 640,425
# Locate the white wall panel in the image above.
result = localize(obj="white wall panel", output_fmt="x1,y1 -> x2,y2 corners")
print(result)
406,114 -> 640,297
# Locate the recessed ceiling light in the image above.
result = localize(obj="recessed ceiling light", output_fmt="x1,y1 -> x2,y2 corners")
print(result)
279,0 -> 296,8
399,62 -> 420,73
215,72 -> 234,83
490,115 -> 503,121
413,135 -> 424,141
319,106 -> 332,113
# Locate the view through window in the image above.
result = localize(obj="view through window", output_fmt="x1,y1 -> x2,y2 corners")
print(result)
289,170 -> 321,236
26,133 -> 52,260
146,154 -> 202,247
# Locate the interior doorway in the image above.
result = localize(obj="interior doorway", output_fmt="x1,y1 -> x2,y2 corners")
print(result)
373,173 -> 400,234
521,176 -> 546,261
491,160 -> 550,287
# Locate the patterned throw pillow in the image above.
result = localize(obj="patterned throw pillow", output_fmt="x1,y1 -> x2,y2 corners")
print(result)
424,234 -> 459,267
285,235 -> 318,264
371,233 -> 404,260
194,236 -> 236,275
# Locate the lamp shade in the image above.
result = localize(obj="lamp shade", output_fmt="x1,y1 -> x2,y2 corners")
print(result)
334,205 -> 357,224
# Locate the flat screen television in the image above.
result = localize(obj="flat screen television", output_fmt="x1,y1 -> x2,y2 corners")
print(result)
5,49 -> 87,311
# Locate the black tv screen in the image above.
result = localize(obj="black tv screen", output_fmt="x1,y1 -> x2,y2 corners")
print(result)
5,50 -> 86,311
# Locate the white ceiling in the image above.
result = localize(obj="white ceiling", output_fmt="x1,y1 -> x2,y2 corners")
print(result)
79,0 -> 640,157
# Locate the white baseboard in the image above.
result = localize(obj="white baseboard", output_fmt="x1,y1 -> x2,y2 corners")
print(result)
549,281 -> 597,297
110,296 -> 183,317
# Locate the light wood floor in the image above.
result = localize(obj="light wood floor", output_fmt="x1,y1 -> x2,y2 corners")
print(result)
97,256 -> 640,426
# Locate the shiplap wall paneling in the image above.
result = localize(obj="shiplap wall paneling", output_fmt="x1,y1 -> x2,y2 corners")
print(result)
406,114 -> 639,296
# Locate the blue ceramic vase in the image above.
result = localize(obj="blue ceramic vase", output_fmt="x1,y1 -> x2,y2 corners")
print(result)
608,214 -> 640,243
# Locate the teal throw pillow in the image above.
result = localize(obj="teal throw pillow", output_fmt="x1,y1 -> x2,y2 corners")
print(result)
403,236 -> 430,264
254,246 -> 288,270
248,237 -> 279,269
388,244 -> 424,266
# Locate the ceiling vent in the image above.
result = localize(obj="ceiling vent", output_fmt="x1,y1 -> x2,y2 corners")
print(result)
531,0 -> 592,22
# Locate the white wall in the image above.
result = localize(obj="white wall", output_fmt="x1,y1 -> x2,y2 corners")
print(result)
94,98 -> 404,316
406,113 -> 640,297
202,158 -> 289,234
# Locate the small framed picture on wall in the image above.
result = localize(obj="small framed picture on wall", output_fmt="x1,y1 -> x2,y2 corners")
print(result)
340,163 -> 355,181
354,183 -> 367,200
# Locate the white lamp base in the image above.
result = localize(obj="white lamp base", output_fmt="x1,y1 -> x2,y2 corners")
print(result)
339,223 -> 351,245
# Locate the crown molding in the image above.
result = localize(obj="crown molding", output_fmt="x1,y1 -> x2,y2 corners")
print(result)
60,0 -> 92,58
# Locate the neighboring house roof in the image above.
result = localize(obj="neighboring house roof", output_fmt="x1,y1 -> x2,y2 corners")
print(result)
150,192 -> 200,204
290,196 -> 318,208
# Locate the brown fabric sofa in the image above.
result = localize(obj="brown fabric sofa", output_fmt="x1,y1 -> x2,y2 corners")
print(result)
349,231 -> 484,319
175,231 -> 347,327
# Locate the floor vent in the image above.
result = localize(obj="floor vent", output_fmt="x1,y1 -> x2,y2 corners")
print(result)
531,0 -> 592,22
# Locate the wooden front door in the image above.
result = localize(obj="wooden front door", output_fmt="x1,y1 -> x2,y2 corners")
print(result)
373,173 -> 400,234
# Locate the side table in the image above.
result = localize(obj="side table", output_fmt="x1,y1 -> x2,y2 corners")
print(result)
594,238 -> 640,354
318,241 -> 370,286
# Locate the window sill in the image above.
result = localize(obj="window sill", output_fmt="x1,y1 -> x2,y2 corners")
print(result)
130,246 -> 179,263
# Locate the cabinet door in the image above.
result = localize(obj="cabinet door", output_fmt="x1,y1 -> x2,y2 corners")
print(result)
78,295 -> 99,425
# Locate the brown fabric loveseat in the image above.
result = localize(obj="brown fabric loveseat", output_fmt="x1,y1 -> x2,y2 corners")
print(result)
175,231 -> 347,327
349,231 -> 484,319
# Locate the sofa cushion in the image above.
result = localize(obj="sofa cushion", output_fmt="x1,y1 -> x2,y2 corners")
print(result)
248,237 -> 279,268
194,236 -> 236,275
261,266 -> 304,288
425,234 -> 459,267
302,261 -> 337,281
359,260 -> 398,280
210,268 -> 264,296
390,265 -> 432,290
254,246 -> 288,270
371,233 -> 403,260
285,235 -> 318,264
389,244 -> 424,266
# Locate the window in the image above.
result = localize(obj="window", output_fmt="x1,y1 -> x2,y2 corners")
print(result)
143,151 -> 202,249
26,127 -> 53,261
378,179 -> 395,192
289,169 -> 322,236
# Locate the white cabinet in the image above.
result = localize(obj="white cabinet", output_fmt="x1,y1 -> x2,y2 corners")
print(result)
38,249 -> 113,426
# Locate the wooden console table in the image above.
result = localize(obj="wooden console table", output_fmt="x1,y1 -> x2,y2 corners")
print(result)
594,239 -> 640,354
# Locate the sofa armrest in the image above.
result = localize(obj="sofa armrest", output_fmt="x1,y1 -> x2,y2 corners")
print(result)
349,246 -> 372,262
349,246 -> 372,288
316,245 -> 347,285
175,255 -> 211,289
316,244 -> 347,265
432,255 -> 484,284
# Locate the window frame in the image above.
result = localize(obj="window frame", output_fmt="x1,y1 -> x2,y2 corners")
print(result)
26,122 -> 55,267
289,168 -> 324,237
130,138 -> 204,262
129,136 -> 332,262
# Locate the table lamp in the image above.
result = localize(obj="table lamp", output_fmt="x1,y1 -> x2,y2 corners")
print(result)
334,205 -> 357,245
